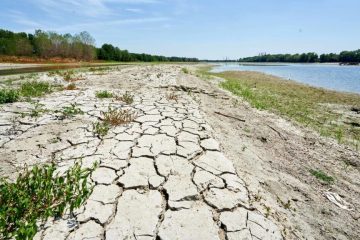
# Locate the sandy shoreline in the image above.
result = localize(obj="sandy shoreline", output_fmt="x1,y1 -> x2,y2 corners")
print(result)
0,63 -> 47,70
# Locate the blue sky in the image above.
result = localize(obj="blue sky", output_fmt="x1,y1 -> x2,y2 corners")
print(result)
1,0 -> 360,59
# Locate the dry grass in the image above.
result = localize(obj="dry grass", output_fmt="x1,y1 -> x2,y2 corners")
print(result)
64,83 -> 77,90
166,92 -> 178,101
116,91 -> 134,104
209,71 -> 360,148
102,107 -> 136,126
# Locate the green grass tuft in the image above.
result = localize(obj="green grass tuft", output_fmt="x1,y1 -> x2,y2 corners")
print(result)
92,121 -> 110,137
202,70 -> 360,148
0,89 -> 20,104
182,68 -> 189,74
309,169 -> 335,184
20,81 -> 52,97
61,104 -> 84,118
96,90 -> 113,99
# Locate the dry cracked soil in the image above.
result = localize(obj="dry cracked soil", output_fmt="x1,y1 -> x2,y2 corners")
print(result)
0,64 -> 359,240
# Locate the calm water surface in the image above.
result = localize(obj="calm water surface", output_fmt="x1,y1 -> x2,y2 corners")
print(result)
211,63 -> 360,94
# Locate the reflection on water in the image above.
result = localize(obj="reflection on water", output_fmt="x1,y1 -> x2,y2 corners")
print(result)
212,63 -> 360,94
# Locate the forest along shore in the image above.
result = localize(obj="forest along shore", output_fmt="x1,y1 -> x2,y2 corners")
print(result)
0,64 -> 359,240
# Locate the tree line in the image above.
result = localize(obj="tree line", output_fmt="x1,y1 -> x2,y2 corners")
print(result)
239,50 -> 360,64
97,43 -> 198,62
0,29 -> 198,62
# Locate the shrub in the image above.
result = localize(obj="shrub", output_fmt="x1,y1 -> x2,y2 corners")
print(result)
116,91 -> 134,104
0,162 -> 97,240
182,68 -> 189,74
102,107 -> 136,126
63,70 -> 75,82
92,121 -> 110,137
96,90 -> 113,99
20,81 -> 52,97
61,104 -> 84,118
0,89 -> 20,104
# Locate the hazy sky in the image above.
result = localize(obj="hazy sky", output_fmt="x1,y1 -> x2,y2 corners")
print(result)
1,0 -> 360,59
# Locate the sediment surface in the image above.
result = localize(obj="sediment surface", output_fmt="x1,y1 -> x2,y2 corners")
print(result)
0,65 -> 282,240
1,64 -> 359,239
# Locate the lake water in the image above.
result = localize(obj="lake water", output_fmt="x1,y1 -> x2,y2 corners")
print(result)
211,63 -> 360,94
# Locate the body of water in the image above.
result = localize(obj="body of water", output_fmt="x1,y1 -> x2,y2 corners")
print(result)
211,63 -> 360,94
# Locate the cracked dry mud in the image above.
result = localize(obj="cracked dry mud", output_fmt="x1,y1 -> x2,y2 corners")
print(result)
0,65 -> 282,240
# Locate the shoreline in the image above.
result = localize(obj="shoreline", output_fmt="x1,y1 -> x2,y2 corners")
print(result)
200,67 -> 360,149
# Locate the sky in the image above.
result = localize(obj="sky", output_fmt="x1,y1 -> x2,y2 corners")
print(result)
1,0 -> 360,59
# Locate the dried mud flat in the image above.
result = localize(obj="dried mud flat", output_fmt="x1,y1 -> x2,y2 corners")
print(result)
0,65 -> 282,240
1,64 -> 359,240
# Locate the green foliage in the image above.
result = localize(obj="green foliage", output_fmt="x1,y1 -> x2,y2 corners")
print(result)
309,169 -> 335,184
0,29 -> 32,56
0,89 -> 20,104
0,162 -> 97,240
20,81 -> 52,97
212,70 -> 360,148
96,90 -> 113,99
1,28 -> 198,62
116,91 -> 134,104
21,102 -> 48,118
182,68 -> 189,74
61,104 -> 84,118
92,122 -> 110,137
335,127 -> 344,143
239,50 -> 360,63
97,43 -> 199,62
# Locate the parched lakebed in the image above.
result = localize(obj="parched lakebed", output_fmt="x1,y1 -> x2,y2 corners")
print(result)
0,65 -> 282,240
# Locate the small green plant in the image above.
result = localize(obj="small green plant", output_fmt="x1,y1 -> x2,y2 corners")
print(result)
21,102 -> 48,118
102,107 -> 136,126
116,91 -> 134,104
61,104 -> 84,118
63,70 -> 75,82
92,122 -> 110,137
335,127 -> 344,143
20,81 -> 52,97
309,169 -> 335,184
96,90 -> 113,99
0,89 -> 20,104
182,68 -> 189,74
0,161 -> 97,240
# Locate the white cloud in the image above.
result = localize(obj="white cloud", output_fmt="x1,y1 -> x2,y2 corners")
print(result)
52,17 -> 168,32
6,10 -> 43,28
125,8 -> 144,13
